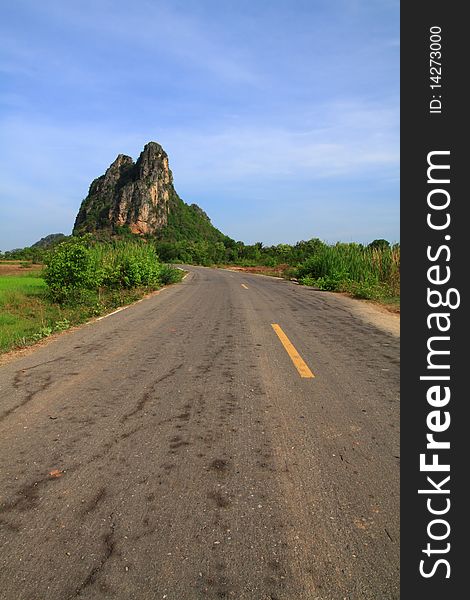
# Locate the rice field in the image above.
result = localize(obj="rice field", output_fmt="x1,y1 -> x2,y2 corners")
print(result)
0,271 -> 52,353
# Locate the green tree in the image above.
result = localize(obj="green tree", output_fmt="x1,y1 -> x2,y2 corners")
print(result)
368,239 -> 390,250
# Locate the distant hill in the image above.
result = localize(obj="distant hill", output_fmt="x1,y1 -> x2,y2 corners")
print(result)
73,141 -> 231,245
31,233 -> 67,248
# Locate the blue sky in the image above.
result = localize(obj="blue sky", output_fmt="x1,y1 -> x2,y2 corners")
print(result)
0,0 -> 399,250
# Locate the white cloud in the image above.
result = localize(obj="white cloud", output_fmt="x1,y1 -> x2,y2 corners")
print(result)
163,101 -> 398,185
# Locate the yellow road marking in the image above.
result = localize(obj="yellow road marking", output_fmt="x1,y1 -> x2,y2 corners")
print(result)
241,284 -> 249,289
271,324 -> 315,378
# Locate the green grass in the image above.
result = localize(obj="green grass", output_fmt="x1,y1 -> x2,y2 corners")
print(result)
0,274 -> 47,306
0,266 -> 182,354
295,243 -> 400,307
0,274 -> 55,352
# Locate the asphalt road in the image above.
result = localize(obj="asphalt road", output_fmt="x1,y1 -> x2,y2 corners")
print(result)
0,266 -> 400,600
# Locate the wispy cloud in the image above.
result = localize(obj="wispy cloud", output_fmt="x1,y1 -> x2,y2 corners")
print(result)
164,101 -> 398,185
1,96 -> 398,192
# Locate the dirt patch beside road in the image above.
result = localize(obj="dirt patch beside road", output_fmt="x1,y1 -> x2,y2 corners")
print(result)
219,264 -> 291,278
335,292 -> 400,337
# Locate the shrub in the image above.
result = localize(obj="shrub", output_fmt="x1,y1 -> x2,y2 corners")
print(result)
298,275 -> 317,287
158,265 -> 184,285
31,325 -> 53,341
43,236 -> 184,304
262,256 -> 277,267
54,318 -> 71,331
345,281 -> 379,300
313,271 -> 349,291
296,255 -> 325,280
44,237 -> 102,302
96,242 -> 161,288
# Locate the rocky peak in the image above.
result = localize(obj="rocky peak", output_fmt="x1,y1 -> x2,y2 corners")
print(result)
136,142 -> 172,182
99,154 -> 134,191
73,142 -> 174,235
112,153 -> 134,170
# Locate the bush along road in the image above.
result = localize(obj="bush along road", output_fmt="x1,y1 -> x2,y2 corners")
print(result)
0,237 -> 183,353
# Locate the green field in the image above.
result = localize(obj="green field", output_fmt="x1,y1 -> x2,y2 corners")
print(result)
0,271 -> 154,354
0,273 -> 55,352
0,270 -> 172,354
0,243 -> 183,354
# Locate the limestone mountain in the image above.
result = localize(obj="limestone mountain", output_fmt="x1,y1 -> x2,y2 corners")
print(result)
73,142 -> 229,244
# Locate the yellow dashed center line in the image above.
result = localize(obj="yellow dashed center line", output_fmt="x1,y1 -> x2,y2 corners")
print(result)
271,324 -> 315,378
241,284 -> 249,289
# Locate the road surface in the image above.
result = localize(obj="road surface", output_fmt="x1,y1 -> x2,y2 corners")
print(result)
0,266 -> 399,599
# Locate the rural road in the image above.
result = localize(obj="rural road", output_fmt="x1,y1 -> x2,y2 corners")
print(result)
0,266 -> 399,600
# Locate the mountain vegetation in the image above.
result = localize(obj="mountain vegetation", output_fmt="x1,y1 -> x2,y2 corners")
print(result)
31,233 -> 67,248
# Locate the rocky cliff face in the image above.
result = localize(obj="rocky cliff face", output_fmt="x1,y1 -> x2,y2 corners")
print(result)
73,142 -> 174,235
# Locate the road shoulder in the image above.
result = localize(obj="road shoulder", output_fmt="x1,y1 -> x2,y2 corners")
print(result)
327,291 -> 400,337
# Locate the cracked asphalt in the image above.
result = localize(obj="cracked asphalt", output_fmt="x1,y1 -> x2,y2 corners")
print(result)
0,266 -> 400,599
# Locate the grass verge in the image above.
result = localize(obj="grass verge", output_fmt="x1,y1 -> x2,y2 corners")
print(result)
0,269 -> 182,354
